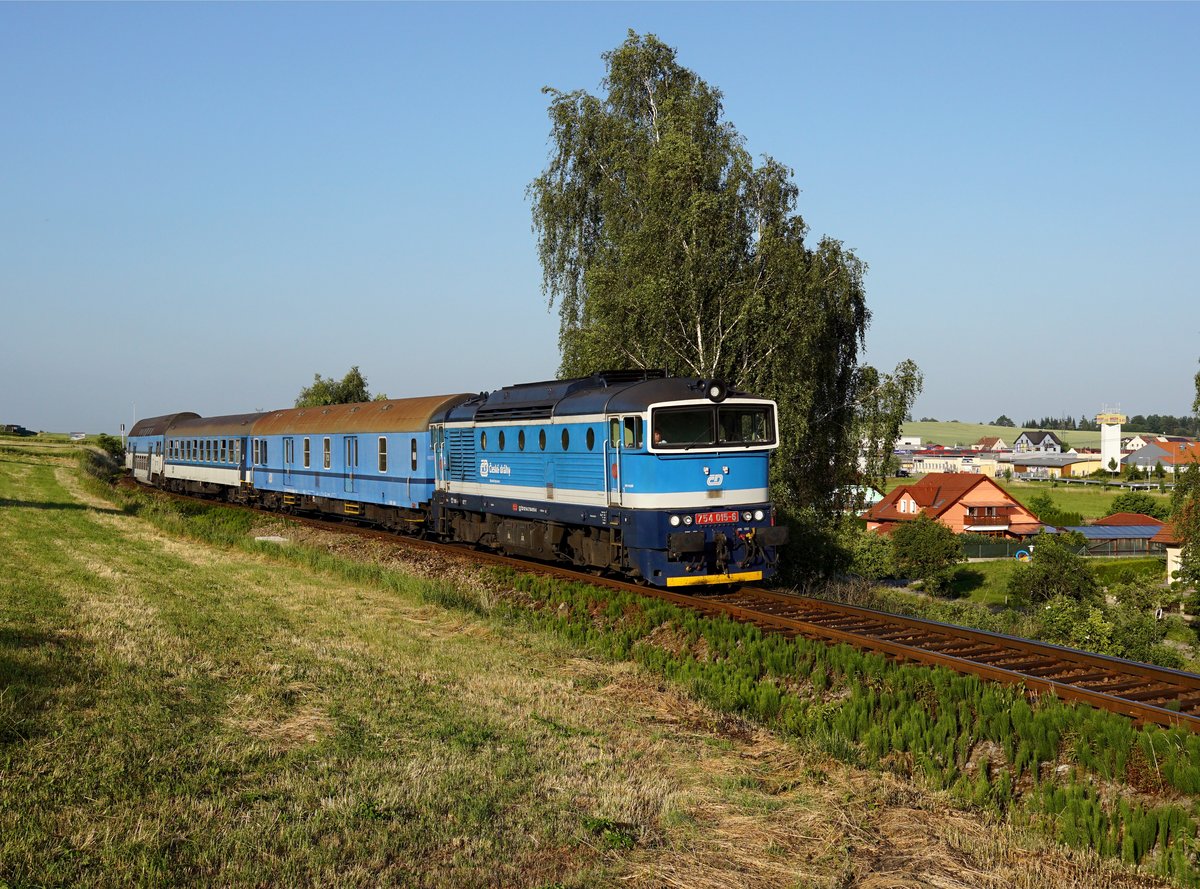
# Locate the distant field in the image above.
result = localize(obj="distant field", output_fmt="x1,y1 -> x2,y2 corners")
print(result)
900,421 -> 1101,450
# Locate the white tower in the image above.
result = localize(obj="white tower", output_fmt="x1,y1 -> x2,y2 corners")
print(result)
1096,411 -> 1126,474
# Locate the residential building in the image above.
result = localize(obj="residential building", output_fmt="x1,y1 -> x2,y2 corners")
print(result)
1013,430 -> 1065,453
972,436 -> 1009,452
1123,441 -> 1200,476
864,473 -> 1041,538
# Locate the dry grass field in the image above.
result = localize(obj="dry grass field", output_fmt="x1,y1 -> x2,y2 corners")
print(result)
0,451 -> 1181,887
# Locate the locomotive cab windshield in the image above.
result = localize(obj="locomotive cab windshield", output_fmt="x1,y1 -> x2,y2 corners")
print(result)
650,401 -> 777,451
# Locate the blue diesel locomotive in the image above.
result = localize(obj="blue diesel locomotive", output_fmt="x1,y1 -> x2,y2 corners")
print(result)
125,371 -> 788,587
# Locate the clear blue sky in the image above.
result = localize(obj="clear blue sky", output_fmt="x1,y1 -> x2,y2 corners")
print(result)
3,2 -> 1197,434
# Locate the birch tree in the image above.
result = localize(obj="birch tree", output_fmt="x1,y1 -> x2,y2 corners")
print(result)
529,32 -> 920,555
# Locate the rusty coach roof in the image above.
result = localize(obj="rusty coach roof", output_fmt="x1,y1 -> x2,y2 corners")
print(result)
169,413 -> 263,437
251,394 -> 474,436
128,412 -> 200,437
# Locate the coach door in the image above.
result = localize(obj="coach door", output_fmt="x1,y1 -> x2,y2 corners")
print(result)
283,437 -> 295,486
343,436 -> 358,493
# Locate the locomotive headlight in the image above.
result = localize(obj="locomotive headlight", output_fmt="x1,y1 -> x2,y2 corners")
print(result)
669,515 -> 681,527
754,509 -> 765,521
742,511 -> 753,522
683,515 -> 693,526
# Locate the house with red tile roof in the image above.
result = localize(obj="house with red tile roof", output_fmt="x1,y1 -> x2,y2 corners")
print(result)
972,436 -> 1009,452
864,473 -> 1041,539
1123,441 -> 1200,476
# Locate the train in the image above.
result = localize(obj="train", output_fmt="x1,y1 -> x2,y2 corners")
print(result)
125,370 -> 789,587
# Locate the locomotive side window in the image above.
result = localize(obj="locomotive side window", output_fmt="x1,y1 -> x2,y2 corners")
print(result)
586,428 -> 595,451
561,429 -> 570,451
378,437 -> 388,473
609,419 -> 620,448
538,429 -> 546,451
624,417 -> 643,449
498,431 -> 506,451
323,437 -> 331,470
518,430 -> 526,451
303,438 -> 311,468
480,431 -> 488,451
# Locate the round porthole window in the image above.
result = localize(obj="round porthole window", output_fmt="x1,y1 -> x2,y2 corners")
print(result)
481,431 -> 487,451
498,430 -> 506,451
561,429 -> 570,451
586,428 -> 595,451
518,430 -> 526,451
539,430 -> 547,451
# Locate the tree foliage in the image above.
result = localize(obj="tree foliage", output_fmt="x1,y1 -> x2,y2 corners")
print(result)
1171,361 -> 1200,589
890,515 -> 963,593
294,366 -> 385,408
1007,531 -> 1098,606
528,32 -> 921,566
1106,491 -> 1170,521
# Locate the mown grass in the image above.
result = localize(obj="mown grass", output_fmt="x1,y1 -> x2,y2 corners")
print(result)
0,455 -> 619,887
4,453 -> 1195,888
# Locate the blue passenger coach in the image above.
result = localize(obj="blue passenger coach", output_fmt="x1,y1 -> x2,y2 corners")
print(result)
432,372 -> 788,586
248,395 -> 472,529
126,412 -> 199,485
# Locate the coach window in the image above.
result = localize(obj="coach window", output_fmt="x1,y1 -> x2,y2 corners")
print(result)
253,439 -> 260,465
303,438 -> 311,468
323,437 -> 331,470
378,437 -> 388,473
586,428 -> 595,451
411,438 -> 417,472
518,430 -> 526,451
220,439 -> 226,463
561,429 -> 570,451
498,430 -> 506,451
480,431 -> 488,451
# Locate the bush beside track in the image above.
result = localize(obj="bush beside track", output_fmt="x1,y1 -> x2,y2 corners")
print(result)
90,459 -> 1200,886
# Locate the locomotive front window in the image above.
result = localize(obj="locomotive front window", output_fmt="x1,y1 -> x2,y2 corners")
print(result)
652,405 -> 774,449
717,406 -> 774,445
652,408 -> 715,449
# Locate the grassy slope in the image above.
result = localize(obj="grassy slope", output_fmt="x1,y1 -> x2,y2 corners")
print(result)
0,454 -> 1181,888
902,421 -> 1101,450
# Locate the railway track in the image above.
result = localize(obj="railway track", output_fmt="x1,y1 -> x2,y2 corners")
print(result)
119,478 -> 1200,733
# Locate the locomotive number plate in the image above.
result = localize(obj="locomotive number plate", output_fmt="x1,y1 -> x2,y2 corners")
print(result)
695,510 -> 740,525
